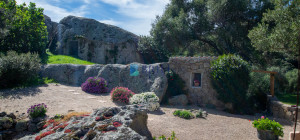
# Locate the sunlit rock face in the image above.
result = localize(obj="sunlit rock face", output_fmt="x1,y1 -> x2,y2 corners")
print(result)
44,15 -> 143,64
19,105 -> 152,140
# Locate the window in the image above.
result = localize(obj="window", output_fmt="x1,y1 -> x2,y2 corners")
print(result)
192,73 -> 201,87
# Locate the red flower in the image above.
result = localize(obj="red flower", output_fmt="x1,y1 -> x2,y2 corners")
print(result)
48,119 -> 55,123
35,136 -> 41,140
64,129 -> 72,133
40,130 -> 55,138
42,124 -> 48,129
72,121 -> 80,124
113,121 -> 122,127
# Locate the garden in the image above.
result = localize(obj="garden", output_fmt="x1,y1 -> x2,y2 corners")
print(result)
1,0 -> 300,140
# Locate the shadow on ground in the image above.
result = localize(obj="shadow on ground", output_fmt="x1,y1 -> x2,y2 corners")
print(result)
0,85 -> 44,99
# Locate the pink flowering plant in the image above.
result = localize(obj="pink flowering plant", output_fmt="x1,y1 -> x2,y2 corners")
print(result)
81,77 -> 109,93
110,87 -> 135,104
27,103 -> 47,119
252,116 -> 284,137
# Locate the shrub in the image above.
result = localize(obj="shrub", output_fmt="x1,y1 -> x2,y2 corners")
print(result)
211,54 -> 251,114
27,103 -> 47,119
0,51 -> 41,89
130,92 -> 160,111
81,77 -> 109,94
173,110 -> 194,119
285,69 -> 298,94
252,116 -> 284,137
153,131 -> 178,140
110,87 -> 135,104
196,109 -> 207,118
162,70 -> 188,104
247,72 -> 269,112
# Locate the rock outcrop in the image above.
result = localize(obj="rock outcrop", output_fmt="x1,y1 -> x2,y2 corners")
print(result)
40,63 -> 168,103
45,15 -> 143,64
19,105 -> 152,140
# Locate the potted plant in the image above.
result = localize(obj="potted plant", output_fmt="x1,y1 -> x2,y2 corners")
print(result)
252,116 -> 284,140
194,80 -> 200,87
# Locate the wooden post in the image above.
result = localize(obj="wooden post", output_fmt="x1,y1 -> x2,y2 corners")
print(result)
270,73 -> 275,97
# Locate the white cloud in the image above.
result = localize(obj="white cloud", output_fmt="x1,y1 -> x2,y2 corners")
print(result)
100,0 -> 169,35
14,0 -> 169,35
98,19 -> 122,26
15,0 -> 89,22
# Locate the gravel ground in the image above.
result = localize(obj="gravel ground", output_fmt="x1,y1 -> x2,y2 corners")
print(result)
0,83 -> 298,140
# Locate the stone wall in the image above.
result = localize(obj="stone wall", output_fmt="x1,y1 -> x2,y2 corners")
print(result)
268,95 -> 299,121
168,57 -> 222,107
40,63 -> 167,103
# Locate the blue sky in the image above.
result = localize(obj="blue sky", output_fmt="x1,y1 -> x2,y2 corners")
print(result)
16,0 -> 170,35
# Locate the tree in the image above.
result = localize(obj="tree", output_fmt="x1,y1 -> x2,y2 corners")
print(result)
0,0 -> 47,62
248,0 -> 300,68
150,0 -> 273,62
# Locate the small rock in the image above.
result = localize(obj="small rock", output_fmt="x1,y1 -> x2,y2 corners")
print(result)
28,123 -> 38,132
0,112 -> 6,117
168,94 -> 188,106
7,113 -> 16,120
0,117 -> 13,129
15,120 -> 28,132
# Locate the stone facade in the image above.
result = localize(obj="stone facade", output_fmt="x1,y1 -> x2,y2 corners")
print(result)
168,57 -> 222,107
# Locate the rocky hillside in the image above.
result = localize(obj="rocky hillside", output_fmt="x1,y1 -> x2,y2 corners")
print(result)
44,15 -> 143,64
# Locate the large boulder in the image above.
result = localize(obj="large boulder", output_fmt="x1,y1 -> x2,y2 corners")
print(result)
19,105 -> 152,140
40,63 -> 168,103
46,15 -> 143,64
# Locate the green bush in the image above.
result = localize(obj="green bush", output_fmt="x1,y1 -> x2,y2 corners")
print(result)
162,70 -> 188,104
0,1 -> 48,62
211,54 -> 251,114
0,51 -> 41,89
247,72 -> 269,112
252,116 -> 284,137
153,131 -> 178,140
173,110 -> 194,119
285,69 -> 298,94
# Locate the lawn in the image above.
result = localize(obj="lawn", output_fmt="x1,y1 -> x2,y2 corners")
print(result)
46,50 -> 95,65
276,94 -> 297,105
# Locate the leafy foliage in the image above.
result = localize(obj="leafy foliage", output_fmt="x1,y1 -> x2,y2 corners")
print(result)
0,51 -> 41,89
252,117 -> 284,137
138,36 -> 169,64
249,0 -> 300,56
162,70 -> 188,104
0,0 -> 48,62
27,103 -> 47,119
211,54 -> 251,114
153,131 -> 178,140
81,77 -> 109,94
149,0 -> 273,61
247,72 -> 269,112
110,87 -> 135,104
173,110 -> 194,119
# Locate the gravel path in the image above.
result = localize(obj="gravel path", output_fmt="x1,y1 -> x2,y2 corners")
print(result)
0,84 -> 298,140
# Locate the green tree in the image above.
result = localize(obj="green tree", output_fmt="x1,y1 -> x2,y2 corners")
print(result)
0,0 -> 48,62
248,0 -> 300,67
150,0 -> 273,62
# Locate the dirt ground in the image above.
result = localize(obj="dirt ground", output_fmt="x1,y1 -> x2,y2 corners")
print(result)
0,83 -> 298,140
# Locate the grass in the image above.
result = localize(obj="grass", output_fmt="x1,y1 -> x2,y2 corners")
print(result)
46,50 -> 95,65
276,93 -> 297,105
